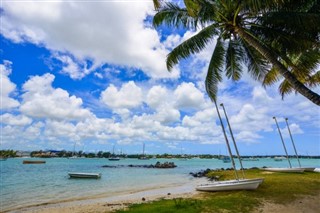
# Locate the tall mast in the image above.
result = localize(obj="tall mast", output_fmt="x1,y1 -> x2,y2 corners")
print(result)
285,118 -> 301,167
273,117 -> 292,168
214,101 -> 239,180
220,103 -> 245,179
142,143 -> 145,156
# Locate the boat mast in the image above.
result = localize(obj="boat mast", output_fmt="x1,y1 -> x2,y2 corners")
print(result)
73,142 -> 76,157
220,103 -> 245,179
285,118 -> 301,167
142,143 -> 145,156
214,101 -> 239,180
273,117 -> 292,168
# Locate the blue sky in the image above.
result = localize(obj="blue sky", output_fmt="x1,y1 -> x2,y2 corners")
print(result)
1,1 -> 319,156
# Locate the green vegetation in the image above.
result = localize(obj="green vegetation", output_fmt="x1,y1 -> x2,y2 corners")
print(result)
115,169 -> 320,213
153,0 -> 320,105
0,150 -> 17,158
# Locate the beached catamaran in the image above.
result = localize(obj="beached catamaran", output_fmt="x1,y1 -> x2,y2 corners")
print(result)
263,117 -> 314,173
196,102 -> 263,192
262,117 -> 305,173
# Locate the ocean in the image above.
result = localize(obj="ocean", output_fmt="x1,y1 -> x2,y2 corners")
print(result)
1,157 -> 319,212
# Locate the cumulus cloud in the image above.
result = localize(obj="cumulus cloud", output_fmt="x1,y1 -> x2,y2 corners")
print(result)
100,81 -> 143,110
0,60 -> 20,109
146,85 -> 169,110
174,82 -> 206,109
0,113 -> 32,126
20,73 -> 93,120
1,1 -> 179,79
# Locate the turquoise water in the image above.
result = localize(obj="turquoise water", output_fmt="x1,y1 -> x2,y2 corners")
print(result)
1,157 -> 319,212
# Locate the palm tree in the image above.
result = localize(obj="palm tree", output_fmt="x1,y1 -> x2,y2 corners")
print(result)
263,49 -> 320,98
153,0 -> 320,105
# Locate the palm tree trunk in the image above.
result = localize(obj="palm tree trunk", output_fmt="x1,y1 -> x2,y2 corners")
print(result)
236,27 -> 320,106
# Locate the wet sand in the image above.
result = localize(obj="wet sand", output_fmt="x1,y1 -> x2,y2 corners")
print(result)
7,179 -> 202,213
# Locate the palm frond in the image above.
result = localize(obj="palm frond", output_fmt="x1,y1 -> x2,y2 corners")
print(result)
205,38 -> 225,101
263,66 -> 281,86
240,38 -> 270,81
308,71 -> 320,87
225,39 -> 243,81
153,3 -> 196,29
279,80 -> 294,99
153,0 -> 161,11
166,24 -> 219,70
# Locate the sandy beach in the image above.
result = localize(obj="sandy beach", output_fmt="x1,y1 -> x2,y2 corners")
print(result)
7,178 -> 320,213
7,179 -> 202,213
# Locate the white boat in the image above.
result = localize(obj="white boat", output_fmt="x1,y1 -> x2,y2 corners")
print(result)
108,145 -> 120,161
196,102 -> 263,192
108,156 -> 120,161
196,178 -> 263,192
261,167 -> 305,173
274,156 -> 286,161
68,172 -> 101,179
138,143 -> 150,160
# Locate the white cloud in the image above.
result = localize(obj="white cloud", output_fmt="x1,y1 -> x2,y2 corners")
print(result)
100,81 -> 143,110
20,73 -> 93,120
0,113 -> 32,126
146,85 -> 169,110
0,61 -> 20,109
174,82 -> 206,109
1,1 -> 179,79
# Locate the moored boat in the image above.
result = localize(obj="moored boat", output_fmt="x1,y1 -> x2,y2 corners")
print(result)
68,172 -> 101,179
23,160 -> 46,164
108,157 -> 120,161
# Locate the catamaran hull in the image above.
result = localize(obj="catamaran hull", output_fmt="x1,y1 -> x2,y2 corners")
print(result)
301,167 -> 316,172
261,167 -> 304,173
196,179 -> 263,192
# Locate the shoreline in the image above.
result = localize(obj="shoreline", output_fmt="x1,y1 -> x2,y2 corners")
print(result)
5,174 -> 320,213
6,178 -> 204,213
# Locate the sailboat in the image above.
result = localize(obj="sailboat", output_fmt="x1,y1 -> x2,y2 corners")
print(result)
285,118 -> 315,172
262,117 -> 304,173
196,102 -> 263,192
138,143 -> 149,160
69,142 -> 78,159
108,145 -> 120,161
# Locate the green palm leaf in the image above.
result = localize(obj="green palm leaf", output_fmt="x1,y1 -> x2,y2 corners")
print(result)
225,39 -> 243,81
153,3 -> 196,29
205,38 -> 225,101
166,24 -> 219,70
240,38 -> 269,81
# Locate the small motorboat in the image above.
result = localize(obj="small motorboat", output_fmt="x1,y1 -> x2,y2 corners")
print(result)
261,167 -> 305,173
196,178 -> 263,192
23,160 -> 46,164
68,172 -> 101,179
